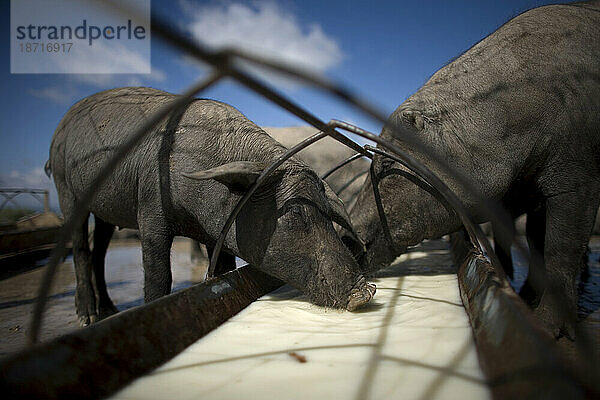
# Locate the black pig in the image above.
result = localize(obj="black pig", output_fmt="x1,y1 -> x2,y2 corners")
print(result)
348,2 -> 599,339
48,87 -> 375,326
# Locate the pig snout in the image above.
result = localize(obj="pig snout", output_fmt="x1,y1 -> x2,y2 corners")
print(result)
346,275 -> 376,311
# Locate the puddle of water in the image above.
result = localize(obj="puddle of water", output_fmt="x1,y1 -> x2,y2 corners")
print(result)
0,238 -> 206,358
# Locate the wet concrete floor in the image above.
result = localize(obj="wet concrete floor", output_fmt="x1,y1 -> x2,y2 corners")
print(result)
0,238 -> 208,358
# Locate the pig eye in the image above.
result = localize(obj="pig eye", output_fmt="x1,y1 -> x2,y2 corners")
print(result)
375,157 -> 394,176
285,204 -> 311,231
381,158 -> 394,171
289,204 -> 303,217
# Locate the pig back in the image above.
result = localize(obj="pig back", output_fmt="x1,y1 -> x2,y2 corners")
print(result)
49,87 -> 188,226
50,87 -> 298,231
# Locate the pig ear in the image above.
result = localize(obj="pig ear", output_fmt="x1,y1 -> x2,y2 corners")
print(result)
183,161 -> 268,192
322,181 -> 365,250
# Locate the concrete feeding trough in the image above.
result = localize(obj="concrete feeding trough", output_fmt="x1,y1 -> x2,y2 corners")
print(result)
0,235 -> 590,399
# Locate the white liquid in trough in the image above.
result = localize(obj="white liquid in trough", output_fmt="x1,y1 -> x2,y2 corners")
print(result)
112,241 -> 490,400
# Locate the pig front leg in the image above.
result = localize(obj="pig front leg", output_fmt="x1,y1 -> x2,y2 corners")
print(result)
535,189 -> 599,340
139,226 -> 174,302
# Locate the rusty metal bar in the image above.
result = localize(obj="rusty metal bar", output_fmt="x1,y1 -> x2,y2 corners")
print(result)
450,230 -> 592,398
2,264 -> 282,399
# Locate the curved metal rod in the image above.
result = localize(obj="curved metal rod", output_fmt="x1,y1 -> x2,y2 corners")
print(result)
223,47 -> 514,246
218,45 -> 514,254
208,124 -> 467,279
329,121 -> 495,261
321,153 -> 367,180
207,130 -> 331,278
364,147 -> 446,203
335,170 -> 369,197
29,72 -> 225,344
213,43 -> 519,264
364,146 -> 456,245
207,129 -> 455,278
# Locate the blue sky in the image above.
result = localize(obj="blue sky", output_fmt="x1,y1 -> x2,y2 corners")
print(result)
0,0 -> 571,210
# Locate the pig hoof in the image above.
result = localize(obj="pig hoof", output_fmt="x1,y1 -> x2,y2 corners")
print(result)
347,277 -> 376,311
78,313 -> 100,327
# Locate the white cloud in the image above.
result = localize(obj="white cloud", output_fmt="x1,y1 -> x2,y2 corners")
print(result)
127,77 -> 144,87
28,86 -> 79,105
66,69 -> 166,88
65,67 -> 167,88
6,168 -> 49,188
181,1 -> 343,86
56,41 -> 150,75
147,68 -> 166,82
47,41 -> 167,88
68,73 -> 118,87
63,51 -> 166,88
27,63 -> 167,107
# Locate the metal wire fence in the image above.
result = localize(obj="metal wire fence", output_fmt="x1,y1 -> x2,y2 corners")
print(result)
0,189 -> 50,212
29,0 -> 598,392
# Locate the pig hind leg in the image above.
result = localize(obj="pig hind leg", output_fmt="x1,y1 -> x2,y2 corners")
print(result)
72,218 -> 98,326
492,217 -> 516,280
519,205 -> 546,307
54,182 -> 98,326
92,215 -> 118,320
